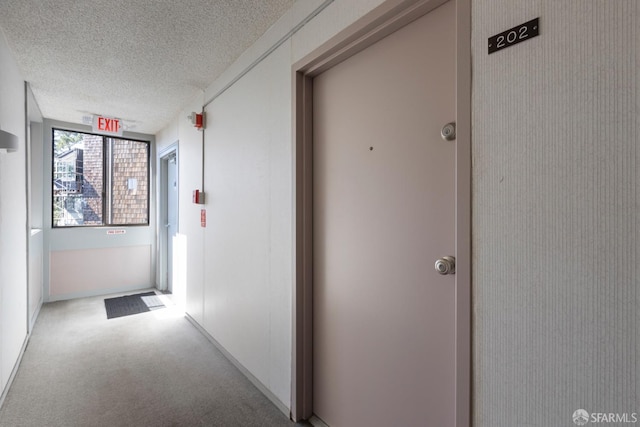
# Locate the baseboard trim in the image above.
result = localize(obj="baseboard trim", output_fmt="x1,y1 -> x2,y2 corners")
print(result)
184,313 -> 290,419
309,415 -> 330,427
29,297 -> 43,332
0,334 -> 30,410
46,285 -> 154,302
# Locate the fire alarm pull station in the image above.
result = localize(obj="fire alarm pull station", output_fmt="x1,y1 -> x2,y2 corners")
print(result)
193,189 -> 205,204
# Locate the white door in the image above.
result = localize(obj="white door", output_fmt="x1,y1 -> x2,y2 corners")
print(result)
166,154 -> 178,292
312,2 -> 456,426
160,150 -> 178,293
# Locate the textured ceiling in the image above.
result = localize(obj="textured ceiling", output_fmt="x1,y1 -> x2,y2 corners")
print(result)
0,0 -> 295,134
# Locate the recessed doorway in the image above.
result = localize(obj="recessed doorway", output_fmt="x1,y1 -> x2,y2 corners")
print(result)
158,145 -> 179,293
292,0 -> 471,425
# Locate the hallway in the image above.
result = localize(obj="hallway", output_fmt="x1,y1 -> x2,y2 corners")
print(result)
0,292 -> 299,427
0,1 -> 638,425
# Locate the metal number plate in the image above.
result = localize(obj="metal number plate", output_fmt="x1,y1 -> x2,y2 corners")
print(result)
488,18 -> 539,54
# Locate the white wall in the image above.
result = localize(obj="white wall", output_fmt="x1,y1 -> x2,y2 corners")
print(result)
472,1 -> 639,426
0,29 -> 28,397
28,230 -> 43,329
43,120 -> 157,301
2,0 -> 635,420
27,84 -> 44,330
155,94 -> 205,321
202,39 -> 293,407
27,85 -> 43,230
155,0 -> 390,412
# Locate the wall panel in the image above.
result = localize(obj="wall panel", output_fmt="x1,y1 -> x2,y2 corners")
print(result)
202,40 -> 292,406
472,2 -> 640,425
49,246 -> 152,300
154,0 -> 399,412
0,28 -> 28,398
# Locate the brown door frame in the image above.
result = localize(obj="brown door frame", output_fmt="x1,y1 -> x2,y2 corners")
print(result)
291,0 -> 471,424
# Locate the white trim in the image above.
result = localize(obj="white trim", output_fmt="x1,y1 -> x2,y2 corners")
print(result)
157,142 -> 179,291
46,285 -> 153,302
157,142 -> 179,161
0,336 -> 29,409
28,296 -> 43,332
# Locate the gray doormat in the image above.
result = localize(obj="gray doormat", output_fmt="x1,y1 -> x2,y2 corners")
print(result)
104,292 -> 165,319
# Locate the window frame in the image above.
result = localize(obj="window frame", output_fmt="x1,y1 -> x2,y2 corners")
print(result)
51,127 -> 151,228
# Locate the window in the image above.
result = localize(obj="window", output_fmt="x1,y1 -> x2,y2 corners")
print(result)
52,129 -> 149,227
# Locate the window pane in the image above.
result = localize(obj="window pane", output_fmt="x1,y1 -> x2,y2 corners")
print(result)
52,130 -> 103,227
109,139 -> 149,225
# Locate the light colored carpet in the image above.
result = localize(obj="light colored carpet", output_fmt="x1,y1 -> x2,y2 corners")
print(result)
0,291 -> 301,427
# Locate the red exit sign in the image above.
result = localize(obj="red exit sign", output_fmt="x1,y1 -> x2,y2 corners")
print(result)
92,115 -> 123,136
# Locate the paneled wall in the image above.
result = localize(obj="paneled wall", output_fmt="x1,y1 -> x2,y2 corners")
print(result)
155,0 -> 389,412
472,2 -> 640,425
49,246 -> 152,297
28,91 -> 44,330
158,0 -> 640,420
0,30 -> 28,398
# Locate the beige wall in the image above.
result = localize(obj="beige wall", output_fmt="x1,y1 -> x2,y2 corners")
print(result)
472,1 -> 639,425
